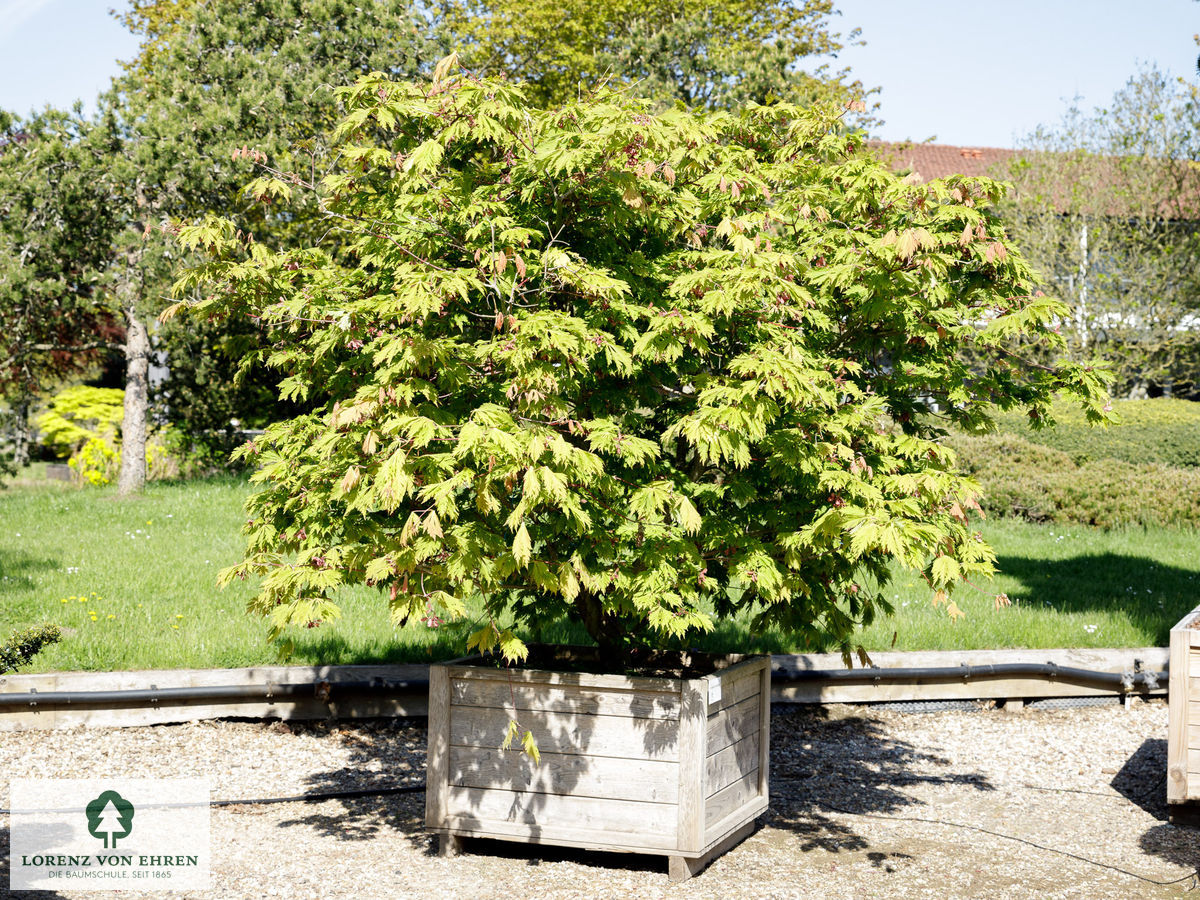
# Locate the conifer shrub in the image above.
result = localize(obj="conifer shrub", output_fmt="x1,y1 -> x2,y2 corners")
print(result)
990,397 -> 1200,468
946,431 -> 1200,528
172,62 -> 1109,662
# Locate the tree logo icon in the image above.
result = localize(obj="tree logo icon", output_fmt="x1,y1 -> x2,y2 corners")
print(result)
85,790 -> 134,849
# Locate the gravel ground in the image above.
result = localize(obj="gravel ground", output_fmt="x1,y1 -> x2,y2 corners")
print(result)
1,699 -> 1197,899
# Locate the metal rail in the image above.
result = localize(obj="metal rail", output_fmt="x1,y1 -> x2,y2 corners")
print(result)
0,664 -> 1164,712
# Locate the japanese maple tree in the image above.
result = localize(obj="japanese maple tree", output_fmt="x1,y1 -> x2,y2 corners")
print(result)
174,62 -> 1109,664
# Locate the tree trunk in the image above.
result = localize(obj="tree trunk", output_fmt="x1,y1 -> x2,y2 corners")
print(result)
11,397 -> 31,469
572,590 -> 628,661
116,308 -> 150,497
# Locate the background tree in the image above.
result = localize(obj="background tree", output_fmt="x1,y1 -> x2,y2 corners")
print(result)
440,0 -> 870,112
1000,66 -> 1200,398
0,109 -> 123,471
174,67 -> 1109,662
86,0 -> 439,491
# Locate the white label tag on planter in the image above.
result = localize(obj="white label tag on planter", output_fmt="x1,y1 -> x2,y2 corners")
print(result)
707,679 -> 722,705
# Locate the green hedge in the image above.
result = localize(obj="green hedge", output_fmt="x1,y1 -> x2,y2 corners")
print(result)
990,398 -> 1200,468
946,432 -> 1200,528
0,623 -> 61,674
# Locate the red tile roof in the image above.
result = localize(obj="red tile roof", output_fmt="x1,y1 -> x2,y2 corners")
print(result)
868,141 -> 1200,220
868,141 -> 1016,181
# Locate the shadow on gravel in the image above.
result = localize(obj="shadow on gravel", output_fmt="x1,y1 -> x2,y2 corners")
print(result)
273,718 -> 430,845
0,826 -> 69,899
272,717 -> 679,873
1138,823 -> 1200,879
766,706 -> 994,854
276,710 -> 998,868
272,705 -> 997,870
455,836 -> 664,874
1112,738 -> 1168,821
1129,738 -> 1200,880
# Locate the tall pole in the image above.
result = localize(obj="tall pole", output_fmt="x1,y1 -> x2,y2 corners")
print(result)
1077,221 -> 1089,353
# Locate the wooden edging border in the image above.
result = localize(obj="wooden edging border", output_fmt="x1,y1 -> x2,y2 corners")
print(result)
0,647 -> 1168,732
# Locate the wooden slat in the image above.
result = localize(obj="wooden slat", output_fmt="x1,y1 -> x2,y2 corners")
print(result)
712,655 -> 770,688
706,696 -> 758,757
708,666 -> 763,715
450,705 -> 680,761
783,677 -> 1157,705
444,786 -> 675,837
449,679 -> 679,720
448,747 -> 678,804
425,665 -> 451,829
705,734 -> 759,797
704,769 -> 759,830
1191,630 -> 1200,649
757,664 -> 771,801
1,647 -> 1168,732
436,818 -> 679,854
447,664 -> 682,694
676,678 -> 707,856
772,647 -> 1168,705
1187,724 -> 1200,750
1171,620 -> 1195,802
0,664 -> 429,731
1188,748 -> 1200,775
774,646 -> 1169,673
704,795 -> 769,850
1188,648 -> 1200,679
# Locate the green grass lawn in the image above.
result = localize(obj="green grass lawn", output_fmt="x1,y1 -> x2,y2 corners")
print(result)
1,472 -> 1196,672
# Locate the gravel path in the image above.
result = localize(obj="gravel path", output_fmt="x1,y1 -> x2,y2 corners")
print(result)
1,699 -> 1196,899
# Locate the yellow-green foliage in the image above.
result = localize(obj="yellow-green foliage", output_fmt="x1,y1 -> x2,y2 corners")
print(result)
69,431 -> 180,487
36,386 -> 124,458
991,398 -> 1200,468
173,67 -> 1108,661
71,435 -> 120,486
946,431 -> 1200,528
35,385 -> 180,486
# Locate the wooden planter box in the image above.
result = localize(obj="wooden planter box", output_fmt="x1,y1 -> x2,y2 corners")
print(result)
1169,606 -> 1200,818
425,649 -> 770,881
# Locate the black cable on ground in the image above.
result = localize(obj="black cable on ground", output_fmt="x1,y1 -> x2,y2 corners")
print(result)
6,779 -> 1193,888
0,784 -> 427,815
211,783 -> 427,808
808,797 -> 1198,888
221,782 -> 1198,888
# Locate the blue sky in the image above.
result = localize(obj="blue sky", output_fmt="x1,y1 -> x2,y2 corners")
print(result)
0,0 -> 1196,147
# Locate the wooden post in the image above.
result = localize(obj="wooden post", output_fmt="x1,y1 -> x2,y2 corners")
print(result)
674,677 -> 707,859
757,663 -> 770,802
425,665 -> 451,830
1168,618 -> 1191,804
